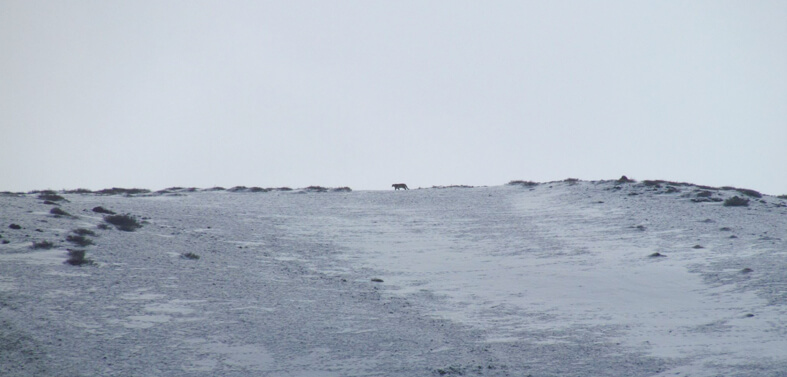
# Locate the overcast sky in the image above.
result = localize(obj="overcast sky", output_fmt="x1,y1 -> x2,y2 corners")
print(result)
2,1 -> 785,194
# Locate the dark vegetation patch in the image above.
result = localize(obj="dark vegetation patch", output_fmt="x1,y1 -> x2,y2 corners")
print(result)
642,180 -> 718,190
617,175 -> 635,183
72,228 -> 97,237
564,178 -> 580,184
691,197 -> 722,203
628,181 -> 699,195
30,189 -> 55,194
304,186 -> 328,192
92,206 -> 116,215
508,180 -> 539,187
778,195 -> 787,200
162,186 -> 198,192
49,207 -> 73,217
66,235 -> 94,247
226,186 -> 300,193
642,180 -> 663,187
232,185 -> 276,192
741,268 -> 754,274
63,188 -> 92,194
719,227 -> 732,231
300,186 -> 353,192
94,188 -> 150,196
206,186 -> 226,191
103,214 -> 143,231
733,188 -> 762,198
0,191 -> 25,197
690,189 -> 723,203
663,186 -> 680,194
31,240 -> 55,249
37,193 -> 67,202
64,249 -> 94,266
696,190 -> 714,198
181,252 -> 200,260
724,196 -> 750,207
692,245 -> 705,249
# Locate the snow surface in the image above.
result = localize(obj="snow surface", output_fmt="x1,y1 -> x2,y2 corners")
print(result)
1,180 -> 786,376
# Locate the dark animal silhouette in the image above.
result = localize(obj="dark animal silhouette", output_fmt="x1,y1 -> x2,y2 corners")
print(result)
392,183 -> 409,190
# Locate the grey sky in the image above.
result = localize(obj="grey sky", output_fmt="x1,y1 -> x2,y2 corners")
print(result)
2,1 -> 785,194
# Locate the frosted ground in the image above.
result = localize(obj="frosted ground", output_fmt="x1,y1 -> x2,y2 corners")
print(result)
1,179 -> 785,376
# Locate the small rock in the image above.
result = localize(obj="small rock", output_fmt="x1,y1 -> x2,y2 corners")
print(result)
9,224 -> 21,230
371,278 -> 384,283
741,268 -> 753,274
649,252 -> 666,258
692,245 -> 704,249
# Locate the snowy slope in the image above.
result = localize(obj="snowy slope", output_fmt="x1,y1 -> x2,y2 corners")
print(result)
1,180 -> 785,376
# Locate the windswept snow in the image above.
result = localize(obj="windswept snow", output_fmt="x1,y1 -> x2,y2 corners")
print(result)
1,181 -> 786,376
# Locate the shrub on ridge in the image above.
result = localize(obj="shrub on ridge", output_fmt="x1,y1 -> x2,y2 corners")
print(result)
32,240 -> 55,249
38,193 -> 67,202
50,207 -> 73,217
103,214 -> 143,231
508,180 -> 538,187
65,249 -> 94,266
723,196 -> 749,207
66,234 -> 94,247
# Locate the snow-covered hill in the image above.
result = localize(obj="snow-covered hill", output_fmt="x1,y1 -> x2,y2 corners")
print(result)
1,179 -> 785,376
